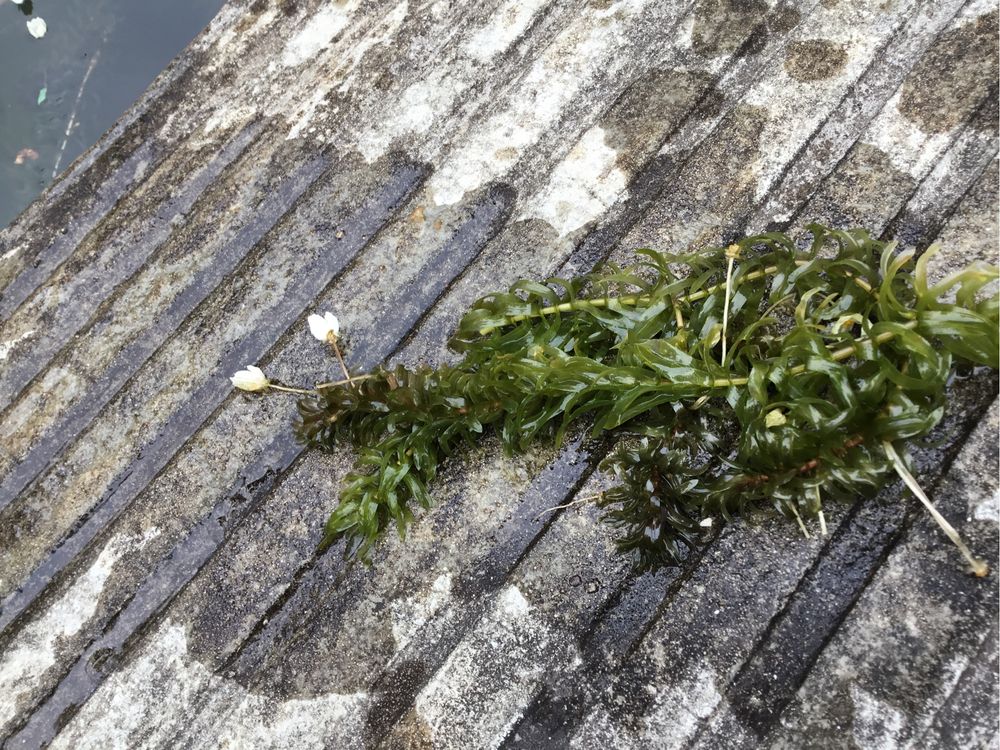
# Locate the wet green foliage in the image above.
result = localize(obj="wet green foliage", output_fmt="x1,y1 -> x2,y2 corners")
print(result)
295,225 -> 999,568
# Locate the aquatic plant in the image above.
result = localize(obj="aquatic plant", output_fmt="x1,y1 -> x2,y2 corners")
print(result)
233,225 -> 998,574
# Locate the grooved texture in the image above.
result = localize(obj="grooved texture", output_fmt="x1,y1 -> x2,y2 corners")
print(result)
0,0 -> 997,748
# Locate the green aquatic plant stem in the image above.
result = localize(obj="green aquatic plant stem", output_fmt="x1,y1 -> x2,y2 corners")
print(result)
330,339 -> 353,385
316,374 -> 375,389
710,321 -> 919,389
721,244 -> 739,366
268,383 -> 314,395
296,318 -> 921,395
476,263 -> 786,334
476,258 -> 880,336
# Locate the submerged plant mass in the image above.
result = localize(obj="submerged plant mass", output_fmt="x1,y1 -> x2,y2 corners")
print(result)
264,225 -> 998,572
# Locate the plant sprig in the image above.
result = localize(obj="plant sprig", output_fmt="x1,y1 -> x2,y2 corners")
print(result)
237,225 -> 998,573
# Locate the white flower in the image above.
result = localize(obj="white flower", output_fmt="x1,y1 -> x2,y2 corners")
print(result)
26,17 -> 46,38
699,517 -> 713,528
307,311 -> 340,342
12,0 -> 25,5
230,365 -> 269,392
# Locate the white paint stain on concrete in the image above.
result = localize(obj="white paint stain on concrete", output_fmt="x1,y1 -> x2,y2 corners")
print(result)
0,328 -> 35,361
0,529 -> 159,731
210,7 -> 279,72
281,1 -> 359,68
49,622 -> 367,750
963,400 -> 999,522
286,0 -> 407,139
195,3 -> 243,54
414,585 -> 554,749
850,684 -> 907,750
355,0 -> 551,161
972,490 -> 999,522
287,88 -> 333,141
570,709 -> 640,750
523,126 -> 628,237
390,571 -> 453,651
462,0 -> 549,62
426,0 -> 647,206
202,103 -> 257,136
867,88 -> 953,178
570,663 -> 722,749
336,0 -> 409,95
640,665 -> 722,744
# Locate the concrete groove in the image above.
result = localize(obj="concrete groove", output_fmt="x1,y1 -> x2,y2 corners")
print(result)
912,616 -> 1000,748
0,143 -> 162,320
170,0 -> 832,727
0,0 -> 584,724
1,171 -> 521,746
751,0 -> 971,234
469,15 -> 1000,742
219,183 -> 522,674
786,78 -> 999,238
531,166 -> 999,749
556,0 -> 828,278
882,93 -> 999,247
718,412 -> 984,742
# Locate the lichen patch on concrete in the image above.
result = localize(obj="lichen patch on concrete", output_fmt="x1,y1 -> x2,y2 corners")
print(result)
412,585 -> 559,749
849,684 -> 907,750
281,1 -> 360,68
783,38 -> 849,82
897,4 -> 998,135
462,0 -> 549,63
640,666 -> 723,745
0,329 -> 34,362
49,622 -> 368,750
522,126 -> 628,237
0,528 -> 159,731
426,0 -> 650,206
745,0 -> 915,202
390,571 -> 453,652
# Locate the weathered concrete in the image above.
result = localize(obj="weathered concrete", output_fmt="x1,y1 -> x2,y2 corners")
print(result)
0,0 -> 997,748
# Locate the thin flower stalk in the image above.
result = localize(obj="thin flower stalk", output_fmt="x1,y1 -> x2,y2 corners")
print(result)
721,244 -> 740,365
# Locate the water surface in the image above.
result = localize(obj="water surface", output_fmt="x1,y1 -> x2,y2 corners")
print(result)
1,0 -> 226,228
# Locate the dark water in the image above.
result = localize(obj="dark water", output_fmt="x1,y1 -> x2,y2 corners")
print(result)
1,0 -> 226,228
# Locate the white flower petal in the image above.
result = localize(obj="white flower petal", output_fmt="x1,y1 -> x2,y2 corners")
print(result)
26,17 -> 46,39
699,518 -> 713,528
307,313 -> 329,341
323,312 -> 340,337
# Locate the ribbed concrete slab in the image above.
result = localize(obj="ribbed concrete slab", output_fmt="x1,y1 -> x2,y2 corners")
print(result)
0,0 -> 997,748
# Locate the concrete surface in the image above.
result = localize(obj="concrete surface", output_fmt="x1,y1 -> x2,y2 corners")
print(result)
0,0 -> 997,748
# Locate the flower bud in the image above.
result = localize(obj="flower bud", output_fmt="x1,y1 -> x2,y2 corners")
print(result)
230,365 -> 269,392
